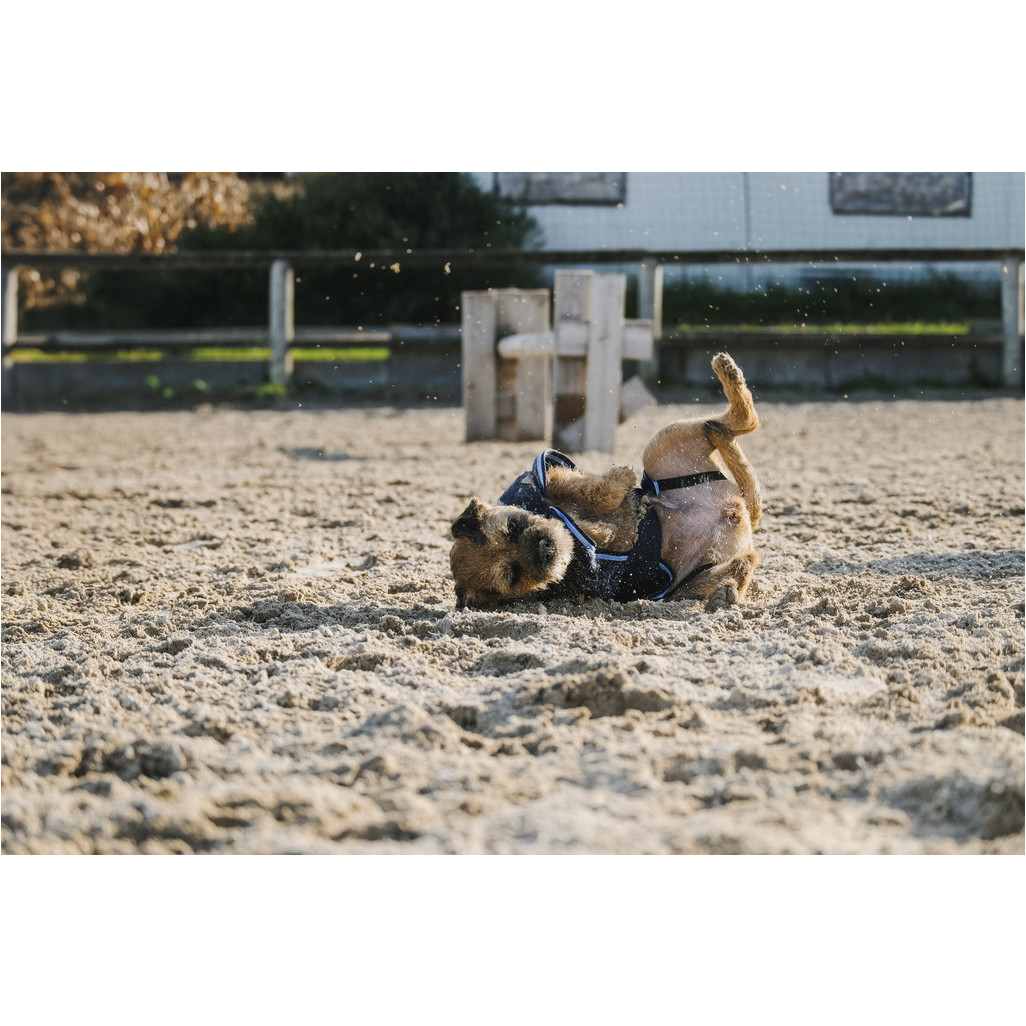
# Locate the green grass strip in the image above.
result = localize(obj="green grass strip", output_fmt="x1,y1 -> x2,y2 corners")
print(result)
674,321 -> 972,335
9,346 -> 391,365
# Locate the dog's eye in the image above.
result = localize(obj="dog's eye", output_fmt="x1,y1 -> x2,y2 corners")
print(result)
506,518 -> 525,540
505,564 -> 523,587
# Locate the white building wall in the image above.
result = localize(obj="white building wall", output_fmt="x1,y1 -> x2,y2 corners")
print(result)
745,172 -> 1023,251
473,172 -> 748,251
474,171 -> 1024,253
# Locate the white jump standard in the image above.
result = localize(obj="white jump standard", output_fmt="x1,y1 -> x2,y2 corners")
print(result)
460,270 -> 655,453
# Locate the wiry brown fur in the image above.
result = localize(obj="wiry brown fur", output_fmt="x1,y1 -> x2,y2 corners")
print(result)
450,500 -> 575,609
450,352 -> 762,611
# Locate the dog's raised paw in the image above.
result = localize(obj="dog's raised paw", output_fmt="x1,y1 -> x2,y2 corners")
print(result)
711,352 -> 741,380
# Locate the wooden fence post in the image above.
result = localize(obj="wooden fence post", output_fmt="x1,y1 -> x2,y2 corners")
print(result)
461,291 -> 499,441
637,260 -> 663,339
461,288 -> 550,442
583,273 -> 626,453
1001,256 -> 1024,386
2,264 -> 18,403
269,259 -> 294,387
495,290 -> 550,441
551,270 -> 652,453
552,269 -> 592,450
637,260 -> 663,389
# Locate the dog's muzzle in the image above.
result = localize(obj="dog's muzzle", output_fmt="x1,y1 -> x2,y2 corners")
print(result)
526,528 -> 562,573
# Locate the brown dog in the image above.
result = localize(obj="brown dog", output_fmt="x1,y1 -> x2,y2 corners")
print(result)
450,352 -> 761,610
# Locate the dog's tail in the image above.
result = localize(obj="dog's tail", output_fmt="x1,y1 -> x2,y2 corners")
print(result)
711,352 -> 759,437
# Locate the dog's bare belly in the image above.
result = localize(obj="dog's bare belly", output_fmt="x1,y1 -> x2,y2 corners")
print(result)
654,485 -> 753,585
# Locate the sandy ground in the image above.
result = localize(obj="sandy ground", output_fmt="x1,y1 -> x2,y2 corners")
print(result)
1,388 -> 1023,854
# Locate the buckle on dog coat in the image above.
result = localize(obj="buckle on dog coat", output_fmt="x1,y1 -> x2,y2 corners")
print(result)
498,450 -> 677,602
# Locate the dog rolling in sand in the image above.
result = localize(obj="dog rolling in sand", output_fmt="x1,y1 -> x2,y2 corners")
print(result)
450,352 -> 762,611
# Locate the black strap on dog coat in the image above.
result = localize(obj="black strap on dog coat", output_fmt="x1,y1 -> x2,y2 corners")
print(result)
639,469 -> 726,495
498,450 -> 676,602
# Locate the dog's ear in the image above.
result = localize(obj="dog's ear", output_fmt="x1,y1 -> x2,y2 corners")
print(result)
451,499 -> 487,542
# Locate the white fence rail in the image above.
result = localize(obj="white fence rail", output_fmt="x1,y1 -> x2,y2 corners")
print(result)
2,246 -> 1023,392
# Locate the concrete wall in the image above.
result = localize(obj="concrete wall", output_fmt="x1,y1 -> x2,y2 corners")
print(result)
658,333 -> 1009,391
3,332 -> 1013,410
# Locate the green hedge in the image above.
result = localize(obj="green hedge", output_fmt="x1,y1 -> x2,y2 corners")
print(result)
661,272 -> 1000,328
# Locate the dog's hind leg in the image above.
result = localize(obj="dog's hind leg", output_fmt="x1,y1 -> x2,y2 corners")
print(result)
711,352 -> 759,437
703,421 -> 762,528
642,353 -> 758,476
672,551 -> 759,609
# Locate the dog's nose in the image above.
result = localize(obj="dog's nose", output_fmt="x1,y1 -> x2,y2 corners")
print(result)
537,536 -> 554,560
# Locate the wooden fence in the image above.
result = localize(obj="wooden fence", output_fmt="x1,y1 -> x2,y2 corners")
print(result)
2,246 -> 1023,395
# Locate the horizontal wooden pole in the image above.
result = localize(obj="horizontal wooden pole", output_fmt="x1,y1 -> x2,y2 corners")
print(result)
498,321 -> 654,361
8,325 -> 440,351
497,331 -> 555,359
3,246 -> 1023,273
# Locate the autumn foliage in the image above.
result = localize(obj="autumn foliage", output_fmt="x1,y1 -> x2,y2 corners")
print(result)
2,172 -> 540,329
1,172 -> 255,311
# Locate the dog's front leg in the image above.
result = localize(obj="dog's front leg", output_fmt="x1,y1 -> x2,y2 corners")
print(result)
547,464 -> 637,513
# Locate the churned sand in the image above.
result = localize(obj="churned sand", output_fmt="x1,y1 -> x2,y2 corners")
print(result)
1,389 -> 1023,853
